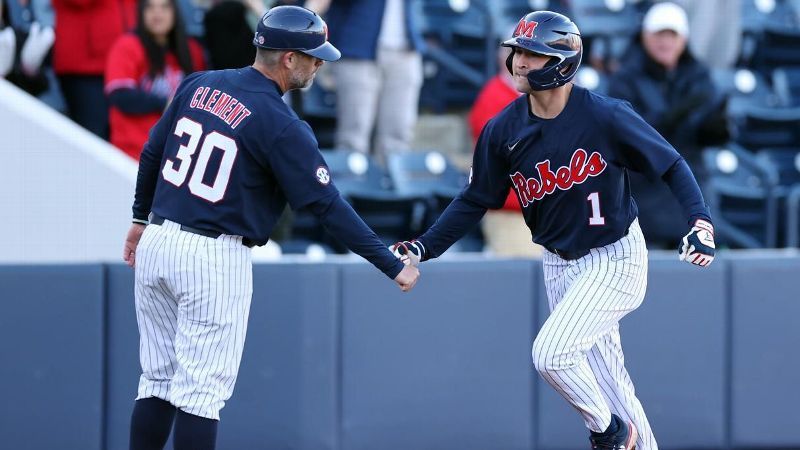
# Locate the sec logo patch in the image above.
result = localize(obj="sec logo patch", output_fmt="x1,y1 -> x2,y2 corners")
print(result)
316,166 -> 331,185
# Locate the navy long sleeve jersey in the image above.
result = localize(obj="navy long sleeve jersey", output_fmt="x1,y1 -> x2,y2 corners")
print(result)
132,67 -> 404,278
420,85 -> 711,256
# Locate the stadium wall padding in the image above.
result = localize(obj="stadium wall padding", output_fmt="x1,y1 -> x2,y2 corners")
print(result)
1,256 -> 798,450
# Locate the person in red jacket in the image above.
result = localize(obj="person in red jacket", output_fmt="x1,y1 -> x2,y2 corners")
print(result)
467,46 -> 541,257
52,0 -> 136,138
105,0 -> 205,160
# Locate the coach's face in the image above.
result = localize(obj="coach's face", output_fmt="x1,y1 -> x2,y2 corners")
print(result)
287,52 -> 324,90
511,48 -> 549,93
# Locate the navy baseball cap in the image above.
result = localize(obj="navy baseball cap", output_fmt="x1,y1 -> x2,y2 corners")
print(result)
253,5 -> 341,62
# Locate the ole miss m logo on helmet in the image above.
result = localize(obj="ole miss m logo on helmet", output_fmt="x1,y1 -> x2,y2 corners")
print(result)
514,19 -> 539,38
510,149 -> 607,208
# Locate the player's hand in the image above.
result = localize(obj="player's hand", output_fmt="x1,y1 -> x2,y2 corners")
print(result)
678,219 -> 715,267
391,240 -> 424,267
394,264 -> 420,292
123,223 -> 147,268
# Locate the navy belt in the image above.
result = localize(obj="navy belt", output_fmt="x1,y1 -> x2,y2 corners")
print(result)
150,214 -> 255,248
545,227 -> 631,261
544,246 -> 590,260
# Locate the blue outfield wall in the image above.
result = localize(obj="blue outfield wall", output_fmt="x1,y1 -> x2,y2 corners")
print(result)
0,256 -> 799,450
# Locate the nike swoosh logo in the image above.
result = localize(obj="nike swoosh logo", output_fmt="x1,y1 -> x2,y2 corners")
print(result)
610,255 -> 628,262
508,139 -> 522,152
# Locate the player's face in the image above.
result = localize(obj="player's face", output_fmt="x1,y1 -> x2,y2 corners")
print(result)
642,30 -> 687,70
511,48 -> 550,92
287,52 -> 324,90
143,0 -> 175,41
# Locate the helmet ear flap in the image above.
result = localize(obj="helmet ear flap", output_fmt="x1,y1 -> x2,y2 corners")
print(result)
505,48 -> 514,74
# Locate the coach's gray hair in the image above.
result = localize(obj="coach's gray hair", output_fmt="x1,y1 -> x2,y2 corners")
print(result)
255,48 -> 286,67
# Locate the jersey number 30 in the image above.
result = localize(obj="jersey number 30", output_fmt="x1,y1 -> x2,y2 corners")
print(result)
162,117 -> 238,203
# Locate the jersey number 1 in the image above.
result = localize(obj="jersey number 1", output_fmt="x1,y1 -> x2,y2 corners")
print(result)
587,192 -> 605,226
162,117 -> 238,203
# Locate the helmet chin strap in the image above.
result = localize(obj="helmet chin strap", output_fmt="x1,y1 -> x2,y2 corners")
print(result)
506,48 -> 564,91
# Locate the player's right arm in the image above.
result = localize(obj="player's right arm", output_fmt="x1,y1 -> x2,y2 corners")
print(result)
612,101 -> 715,267
407,120 -> 511,261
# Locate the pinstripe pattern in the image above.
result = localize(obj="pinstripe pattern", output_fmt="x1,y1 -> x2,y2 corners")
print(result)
535,219 -> 658,449
134,219 -> 253,420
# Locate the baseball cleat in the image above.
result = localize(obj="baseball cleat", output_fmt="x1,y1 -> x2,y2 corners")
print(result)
589,414 -> 637,450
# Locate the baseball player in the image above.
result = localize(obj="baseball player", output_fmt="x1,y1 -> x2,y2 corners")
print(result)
121,6 -> 419,450
394,11 -> 715,450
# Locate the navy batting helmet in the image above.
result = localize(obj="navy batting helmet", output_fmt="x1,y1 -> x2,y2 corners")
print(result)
253,6 -> 341,61
502,11 -> 582,91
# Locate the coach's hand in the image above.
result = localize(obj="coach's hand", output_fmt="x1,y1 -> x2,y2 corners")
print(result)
123,223 -> 146,268
678,219 -> 715,267
394,265 -> 420,292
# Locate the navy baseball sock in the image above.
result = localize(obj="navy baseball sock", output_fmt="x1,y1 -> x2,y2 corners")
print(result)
129,397 -> 177,450
591,414 -> 620,436
173,409 -> 218,450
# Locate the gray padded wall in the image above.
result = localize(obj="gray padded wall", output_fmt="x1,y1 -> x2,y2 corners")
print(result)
218,264 -> 340,450
339,260 -> 538,450
0,265 -> 105,450
535,259 -> 728,449
105,265 -> 141,450
730,257 -> 800,447
3,256 -> 800,449
104,263 -> 340,450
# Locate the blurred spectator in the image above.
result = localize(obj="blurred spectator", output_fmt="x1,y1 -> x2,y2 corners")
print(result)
608,2 -> 729,247
314,0 -> 423,158
105,0 -> 205,160
203,0 -> 265,69
467,45 -> 540,258
203,0 -> 304,70
52,0 -> 136,139
1,1 -> 56,100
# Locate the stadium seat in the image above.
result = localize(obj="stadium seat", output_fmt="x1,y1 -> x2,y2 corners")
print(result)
387,150 -> 467,199
574,66 -> 609,94
751,25 -> 800,74
701,144 -> 778,248
318,149 -> 429,249
771,66 -> 800,106
387,150 -> 483,250
739,0 -> 799,65
756,148 -> 800,246
710,68 -> 777,117
568,0 -> 640,71
488,0 -> 572,36
733,105 -> 800,151
320,149 -> 393,196
757,148 -> 800,187
411,0 -> 494,110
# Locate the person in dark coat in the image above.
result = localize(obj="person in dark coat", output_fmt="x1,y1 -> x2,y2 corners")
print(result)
608,2 -> 728,248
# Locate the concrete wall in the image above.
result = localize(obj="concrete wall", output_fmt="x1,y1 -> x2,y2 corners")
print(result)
0,78 -> 138,263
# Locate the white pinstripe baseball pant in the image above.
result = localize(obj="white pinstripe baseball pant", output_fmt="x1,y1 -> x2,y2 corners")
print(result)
534,218 -> 658,450
134,219 -> 253,420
